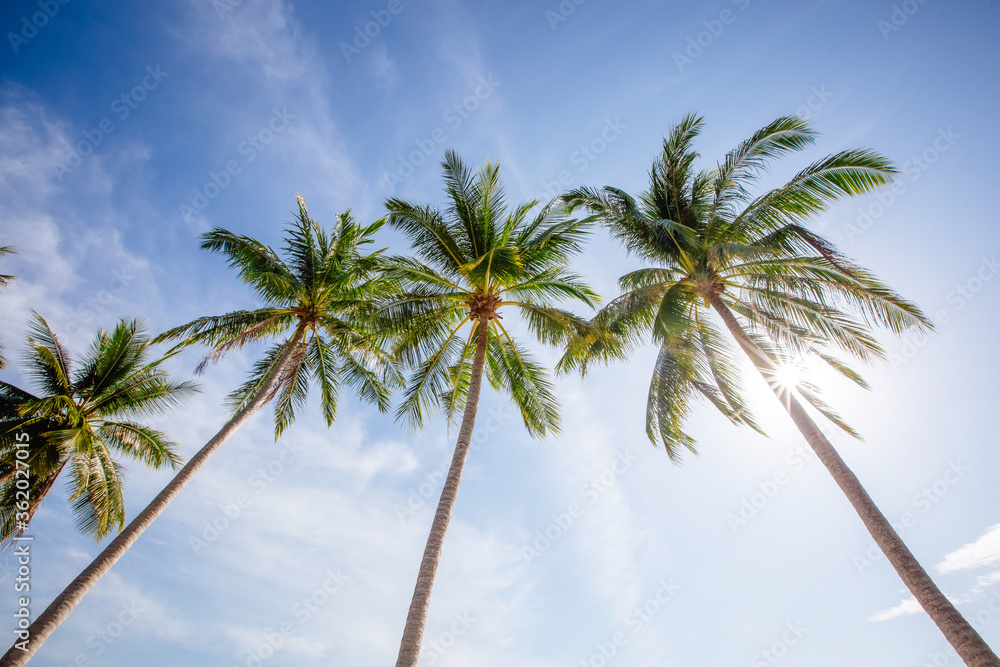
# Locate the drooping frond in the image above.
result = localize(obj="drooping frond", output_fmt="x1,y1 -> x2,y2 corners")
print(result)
563,113 -> 932,456
163,197 -> 399,437
384,153 -> 597,432
485,325 -> 560,438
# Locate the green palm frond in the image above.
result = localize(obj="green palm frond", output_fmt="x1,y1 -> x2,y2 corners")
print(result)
0,245 -> 15,290
485,326 -> 560,438
0,318 -> 195,543
164,196 -> 400,437
563,113 -> 931,457
25,313 -> 73,395
384,152 -> 596,433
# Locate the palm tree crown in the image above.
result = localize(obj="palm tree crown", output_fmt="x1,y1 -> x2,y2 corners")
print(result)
157,195 -> 401,432
0,314 -> 196,543
0,197 -> 402,666
560,114 -> 1000,666
561,113 -> 930,457
383,149 -> 599,434
385,151 -> 598,667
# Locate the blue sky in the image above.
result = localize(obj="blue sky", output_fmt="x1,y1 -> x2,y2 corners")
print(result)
1,0 -> 999,665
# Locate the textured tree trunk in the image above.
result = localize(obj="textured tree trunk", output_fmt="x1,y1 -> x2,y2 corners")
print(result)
394,316 -> 491,667
709,293 -> 999,667
0,329 -> 306,667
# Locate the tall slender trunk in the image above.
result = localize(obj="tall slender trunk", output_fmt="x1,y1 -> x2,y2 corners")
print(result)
394,316 -> 491,667
708,293 -> 999,667
0,329 -> 306,667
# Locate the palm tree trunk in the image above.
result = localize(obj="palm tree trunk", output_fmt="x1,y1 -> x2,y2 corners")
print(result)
708,293 -> 999,667
0,329 -> 306,667
394,316 -> 491,667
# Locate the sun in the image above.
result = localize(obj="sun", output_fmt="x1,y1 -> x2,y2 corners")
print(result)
766,363 -> 803,394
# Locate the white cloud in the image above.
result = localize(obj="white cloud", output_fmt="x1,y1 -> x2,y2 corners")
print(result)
867,597 -> 923,622
937,523 -> 1000,574
975,571 -> 1000,592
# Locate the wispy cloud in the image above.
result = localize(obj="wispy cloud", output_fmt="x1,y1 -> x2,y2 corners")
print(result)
937,523 -> 1000,574
368,42 -> 400,91
867,596 -> 923,622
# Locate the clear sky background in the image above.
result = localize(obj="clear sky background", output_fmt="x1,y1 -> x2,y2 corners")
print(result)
1,1 -> 999,665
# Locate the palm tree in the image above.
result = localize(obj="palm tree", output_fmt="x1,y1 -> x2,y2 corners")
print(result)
0,196 -> 400,666
0,315 -> 195,541
0,245 -> 16,369
559,114 -> 999,666
383,150 -> 598,667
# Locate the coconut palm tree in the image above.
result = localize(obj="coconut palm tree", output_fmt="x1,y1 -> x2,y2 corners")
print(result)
384,150 -> 598,667
0,315 -> 195,541
0,196 -> 401,666
560,114 -> 999,666
0,245 -> 16,369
